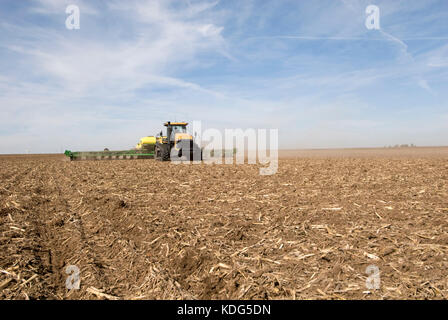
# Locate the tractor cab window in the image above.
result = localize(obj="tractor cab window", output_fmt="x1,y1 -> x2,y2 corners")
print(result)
172,126 -> 186,133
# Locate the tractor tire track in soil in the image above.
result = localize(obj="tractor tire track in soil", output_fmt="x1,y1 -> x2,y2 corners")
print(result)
0,164 -> 62,298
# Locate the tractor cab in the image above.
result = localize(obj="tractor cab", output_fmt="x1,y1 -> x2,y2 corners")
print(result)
164,122 -> 192,144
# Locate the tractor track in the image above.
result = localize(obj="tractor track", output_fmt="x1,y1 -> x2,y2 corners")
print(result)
0,164 -> 63,299
48,166 -> 117,298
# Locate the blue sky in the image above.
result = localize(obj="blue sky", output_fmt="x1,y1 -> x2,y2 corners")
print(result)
0,0 -> 447,153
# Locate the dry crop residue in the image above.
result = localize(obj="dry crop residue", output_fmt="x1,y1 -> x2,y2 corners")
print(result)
1,149 -> 448,299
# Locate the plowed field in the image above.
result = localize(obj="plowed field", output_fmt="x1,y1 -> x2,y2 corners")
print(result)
1,148 -> 448,299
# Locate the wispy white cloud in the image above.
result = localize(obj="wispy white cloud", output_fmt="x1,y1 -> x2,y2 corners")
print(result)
3,0 -> 230,96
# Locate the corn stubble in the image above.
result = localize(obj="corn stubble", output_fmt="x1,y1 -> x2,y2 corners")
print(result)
1,148 -> 448,300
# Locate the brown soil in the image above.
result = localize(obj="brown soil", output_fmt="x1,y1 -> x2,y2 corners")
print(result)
1,148 -> 448,299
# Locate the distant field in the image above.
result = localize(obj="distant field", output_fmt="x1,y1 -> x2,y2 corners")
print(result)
0,153 -> 66,160
2,146 -> 448,161
1,147 -> 448,299
279,146 -> 448,158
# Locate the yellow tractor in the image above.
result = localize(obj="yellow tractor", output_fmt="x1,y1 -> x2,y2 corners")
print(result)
154,121 -> 202,161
